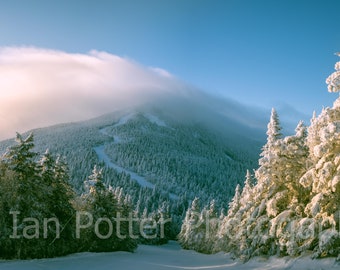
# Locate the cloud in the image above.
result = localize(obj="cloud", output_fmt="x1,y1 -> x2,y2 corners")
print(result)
0,46 -> 271,141
0,47 -> 186,140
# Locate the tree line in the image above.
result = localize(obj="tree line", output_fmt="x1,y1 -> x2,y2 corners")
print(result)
179,93 -> 340,260
0,133 -> 172,259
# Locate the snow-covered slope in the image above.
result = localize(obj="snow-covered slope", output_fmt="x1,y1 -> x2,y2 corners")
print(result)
0,107 -> 265,238
0,241 -> 338,270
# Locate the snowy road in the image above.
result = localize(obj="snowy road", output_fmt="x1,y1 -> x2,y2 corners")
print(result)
0,241 -> 338,270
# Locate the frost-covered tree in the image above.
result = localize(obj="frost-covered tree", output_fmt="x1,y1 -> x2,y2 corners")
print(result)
180,54 -> 340,260
326,53 -> 340,93
215,184 -> 241,253
232,109 -> 285,258
79,166 -> 137,252
227,185 -> 241,218
0,134 -> 46,258
218,112 -> 310,259
79,166 -> 118,252
299,95 -> 340,258
0,134 -> 77,259
37,151 -> 76,256
201,200 -> 220,253
3,133 -> 39,215
253,108 -> 284,215
215,170 -> 256,255
178,197 -> 201,250
265,121 -> 309,256
240,170 -> 254,206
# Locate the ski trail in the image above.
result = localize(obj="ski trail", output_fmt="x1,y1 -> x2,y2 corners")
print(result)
95,116 -> 179,200
94,145 -> 155,189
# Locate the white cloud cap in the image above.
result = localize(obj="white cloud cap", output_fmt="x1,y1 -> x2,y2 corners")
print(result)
0,47 -> 183,140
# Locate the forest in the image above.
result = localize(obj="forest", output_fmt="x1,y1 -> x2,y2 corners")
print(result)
179,60 -> 340,260
0,58 -> 339,260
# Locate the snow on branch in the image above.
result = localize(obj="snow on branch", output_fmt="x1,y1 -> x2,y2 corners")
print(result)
326,53 -> 340,92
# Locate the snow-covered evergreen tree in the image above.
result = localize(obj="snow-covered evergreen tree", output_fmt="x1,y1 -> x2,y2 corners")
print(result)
0,134 -> 77,258
79,166 -> 137,252
326,53 -> 340,93
299,95 -> 340,257
230,109 -> 285,258
226,56 -> 339,259
38,151 -> 77,256
178,197 -> 201,250
215,185 -> 241,254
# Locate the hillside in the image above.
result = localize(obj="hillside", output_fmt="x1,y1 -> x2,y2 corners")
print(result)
0,106 -> 264,238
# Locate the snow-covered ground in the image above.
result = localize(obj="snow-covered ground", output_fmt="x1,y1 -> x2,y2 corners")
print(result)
0,241 -> 338,270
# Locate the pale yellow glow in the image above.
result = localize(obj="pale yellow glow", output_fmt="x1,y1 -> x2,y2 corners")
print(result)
0,47 -> 179,140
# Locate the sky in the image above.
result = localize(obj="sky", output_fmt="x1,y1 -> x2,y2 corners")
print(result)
0,0 -> 339,139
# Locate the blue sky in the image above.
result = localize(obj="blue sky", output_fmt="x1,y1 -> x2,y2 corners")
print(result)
0,0 -> 339,131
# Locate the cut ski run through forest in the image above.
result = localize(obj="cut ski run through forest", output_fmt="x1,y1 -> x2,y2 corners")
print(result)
0,241 -> 338,270
94,112 -> 179,199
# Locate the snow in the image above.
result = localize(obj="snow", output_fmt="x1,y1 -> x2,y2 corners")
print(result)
319,229 -> 340,254
143,113 -> 167,127
99,127 -> 123,144
0,241 -> 338,270
94,145 -> 179,200
100,113 -> 168,139
94,145 -> 154,189
305,193 -> 323,217
113,113 -> 135,128
95,114 -> 179,200
113,135 -> 122,144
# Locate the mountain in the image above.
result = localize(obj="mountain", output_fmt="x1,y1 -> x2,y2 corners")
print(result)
0,101 -> 265,237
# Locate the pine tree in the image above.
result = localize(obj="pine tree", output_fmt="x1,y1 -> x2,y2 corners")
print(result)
1,133 -> 45,258
216,171 -> 256,255
239,170 -> 254,208
0,158 -> 20,258
180,54 -> 340,260
299,96 -> 340,258
0,134 -> 77,258
113,186 -> 137,251
227,185 -> 241,218
215,185 -> 241,253
203,200 -> 219,253
80,166 -> 117,251
79,166 -> 137,252
178,197 -> 201,250
254,108 -> 283,209
38,152 -> 76,256
326,53 -> 340,93
235,109 -> 284,257
3,133 -> 39,217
